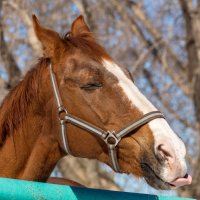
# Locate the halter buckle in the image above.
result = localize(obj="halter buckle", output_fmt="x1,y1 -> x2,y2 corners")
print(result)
104,131 -> 121,147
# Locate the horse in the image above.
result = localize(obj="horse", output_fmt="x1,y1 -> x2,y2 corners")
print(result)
0,14 -> 192,190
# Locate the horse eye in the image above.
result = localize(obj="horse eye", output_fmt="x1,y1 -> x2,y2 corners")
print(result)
80,83 -> 102,90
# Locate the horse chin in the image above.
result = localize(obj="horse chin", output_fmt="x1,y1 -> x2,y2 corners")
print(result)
141,163 -> 172,190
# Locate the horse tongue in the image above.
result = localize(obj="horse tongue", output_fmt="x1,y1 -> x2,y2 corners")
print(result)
169,174 -> 192,187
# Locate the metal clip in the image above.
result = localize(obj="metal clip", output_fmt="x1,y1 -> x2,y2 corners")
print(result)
104,131 -> 121,147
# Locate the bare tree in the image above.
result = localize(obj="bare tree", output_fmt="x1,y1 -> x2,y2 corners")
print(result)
0,0 -> 199,198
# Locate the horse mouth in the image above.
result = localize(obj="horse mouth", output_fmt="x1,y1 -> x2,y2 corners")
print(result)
141,163 -> 172,190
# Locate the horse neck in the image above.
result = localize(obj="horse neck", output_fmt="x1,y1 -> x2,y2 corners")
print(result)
0,59 -> 62,181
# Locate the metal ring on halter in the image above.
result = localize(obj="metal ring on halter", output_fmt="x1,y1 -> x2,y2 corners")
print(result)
58,106 -> 68,121
58,106 -> 67,113
104,131 -> 121,147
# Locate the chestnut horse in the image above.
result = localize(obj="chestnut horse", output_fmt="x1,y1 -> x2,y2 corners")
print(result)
0,15 -> 191,190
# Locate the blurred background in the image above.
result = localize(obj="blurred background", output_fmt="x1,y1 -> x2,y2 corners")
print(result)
0,0 -> 199,198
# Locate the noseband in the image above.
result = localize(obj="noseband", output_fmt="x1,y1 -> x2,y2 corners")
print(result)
49,64 -> 164,172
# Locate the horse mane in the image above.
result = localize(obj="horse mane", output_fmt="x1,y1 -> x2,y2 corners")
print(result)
0,58 -> 50,146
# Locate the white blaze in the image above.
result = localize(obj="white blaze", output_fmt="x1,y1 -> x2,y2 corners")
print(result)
103,59 -> 186,181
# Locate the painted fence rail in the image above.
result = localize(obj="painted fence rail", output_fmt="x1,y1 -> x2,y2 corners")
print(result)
0,178 -> 195,200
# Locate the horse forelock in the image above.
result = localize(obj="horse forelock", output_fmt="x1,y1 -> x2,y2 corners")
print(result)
61,31 -> 111,63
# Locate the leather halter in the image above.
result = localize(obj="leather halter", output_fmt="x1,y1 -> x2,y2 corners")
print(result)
49,63 -> 165,172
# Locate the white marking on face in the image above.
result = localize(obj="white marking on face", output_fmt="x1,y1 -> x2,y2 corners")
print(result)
103,59 -> 187,181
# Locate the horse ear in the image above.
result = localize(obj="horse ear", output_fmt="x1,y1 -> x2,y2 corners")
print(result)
71,15 -> 90,37
32,14 -> 61,58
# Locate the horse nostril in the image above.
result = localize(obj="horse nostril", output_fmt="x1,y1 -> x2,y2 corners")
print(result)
157,144 -> 174,161
183,173 -> 188,178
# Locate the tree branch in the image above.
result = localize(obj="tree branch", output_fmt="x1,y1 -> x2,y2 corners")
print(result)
110,1 -> 191,98
3,1 -> 41,56
0,0 -> 21,88
143,67 -> 196,130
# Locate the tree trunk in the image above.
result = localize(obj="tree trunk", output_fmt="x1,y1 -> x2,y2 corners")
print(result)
178,0 -> 200,198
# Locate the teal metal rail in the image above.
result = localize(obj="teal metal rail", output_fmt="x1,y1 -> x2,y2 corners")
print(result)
0,178 -> 195,200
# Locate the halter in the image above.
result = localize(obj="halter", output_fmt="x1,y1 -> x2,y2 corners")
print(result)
49,63 -> 164,172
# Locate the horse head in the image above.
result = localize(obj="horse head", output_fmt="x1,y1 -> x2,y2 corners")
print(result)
32,15 -> 191,190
